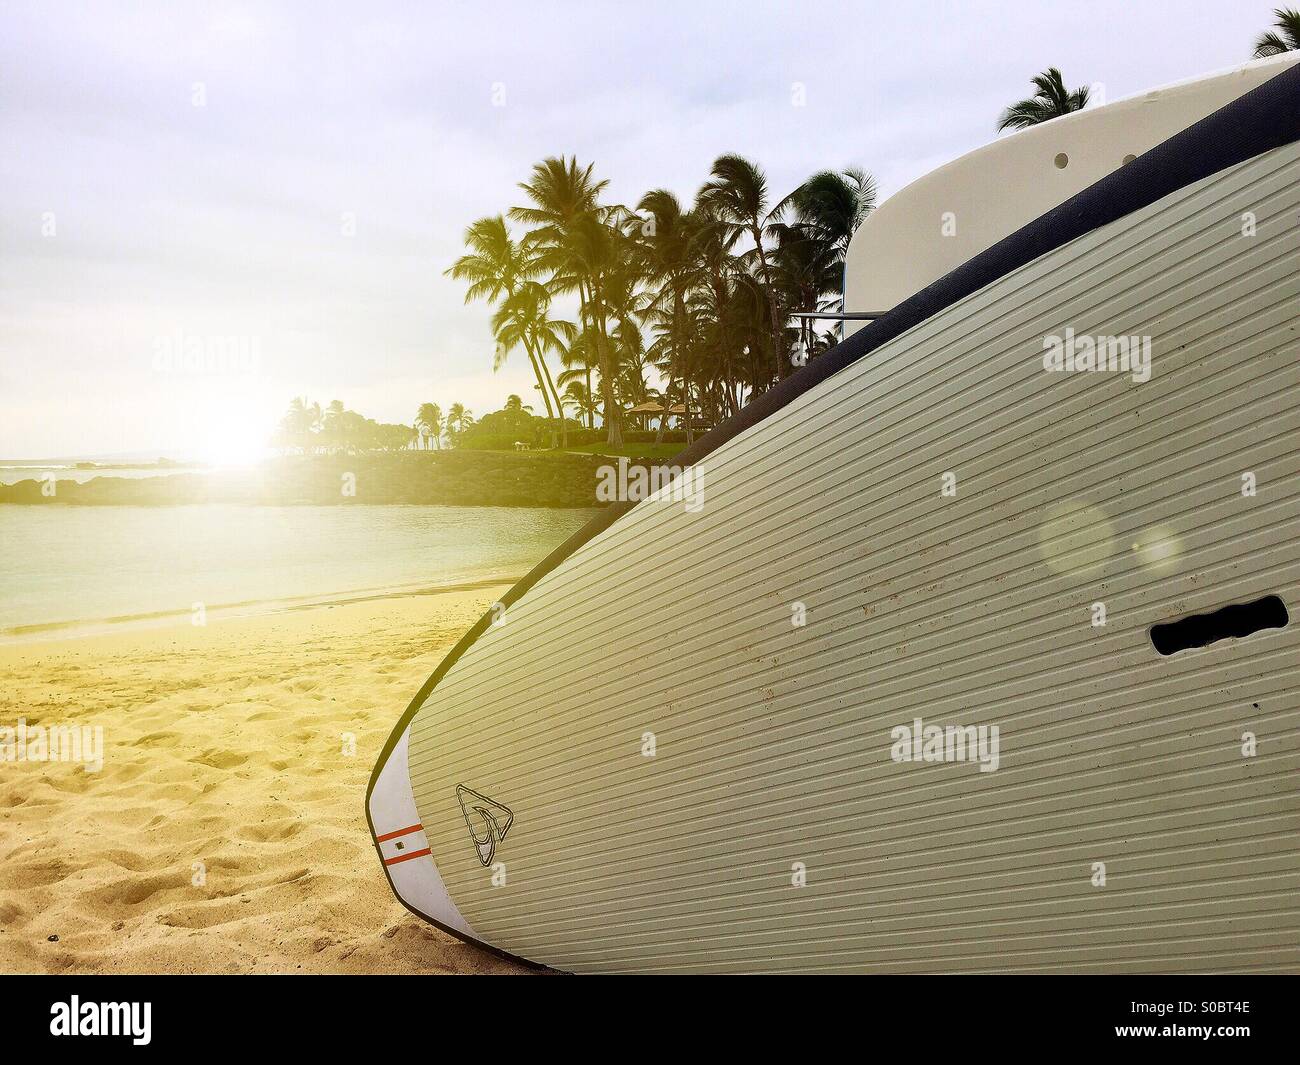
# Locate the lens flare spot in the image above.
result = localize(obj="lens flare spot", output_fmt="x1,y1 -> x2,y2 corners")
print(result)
1037,502 -> 1115,576
1133,525 -> 1182,573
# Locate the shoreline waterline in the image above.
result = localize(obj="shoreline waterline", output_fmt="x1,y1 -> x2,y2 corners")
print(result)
0,574 -> 526,646
0,502 -> 598,641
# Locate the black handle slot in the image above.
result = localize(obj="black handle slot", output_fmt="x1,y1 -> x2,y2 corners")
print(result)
1150,595 -> 1289,656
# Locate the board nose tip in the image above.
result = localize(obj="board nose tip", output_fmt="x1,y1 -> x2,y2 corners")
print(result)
368,728 -> 481,942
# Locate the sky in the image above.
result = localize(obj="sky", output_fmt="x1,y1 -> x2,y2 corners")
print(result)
0,0 -> 1281,460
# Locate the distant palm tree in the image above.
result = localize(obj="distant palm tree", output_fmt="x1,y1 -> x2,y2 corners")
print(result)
556,330 -> 600,429
1254,7 -> 1300,56
281,396 -> 323,453
415,402 -> 442,449
446,402 -> 473,444
321,399 -> 346,451
560,380 -> 599,426
997,68 -> 1091,132
306,400 -> 323,452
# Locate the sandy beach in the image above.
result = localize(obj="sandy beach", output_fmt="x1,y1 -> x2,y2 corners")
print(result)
0,585 -> 528,974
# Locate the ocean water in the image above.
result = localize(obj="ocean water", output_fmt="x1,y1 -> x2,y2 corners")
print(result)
0,503 -> 597,638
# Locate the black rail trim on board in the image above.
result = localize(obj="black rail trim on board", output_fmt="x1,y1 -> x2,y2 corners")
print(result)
364,59 -> 1300,958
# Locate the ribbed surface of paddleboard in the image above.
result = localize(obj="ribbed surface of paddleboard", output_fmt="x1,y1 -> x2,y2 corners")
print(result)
408,142 -> 1300,973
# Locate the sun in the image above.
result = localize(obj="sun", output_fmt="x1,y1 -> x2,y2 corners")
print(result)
195,405 -> 273,468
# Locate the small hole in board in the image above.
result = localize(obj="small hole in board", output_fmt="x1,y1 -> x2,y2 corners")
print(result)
1121,153 -> 1137,165
1150,595 -> 1289,656
1054,153 -> 1069,169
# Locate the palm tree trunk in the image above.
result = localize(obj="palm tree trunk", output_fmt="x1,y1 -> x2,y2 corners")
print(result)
751,222 -> 783,384
655,375 -> 673,444
535,350 -> 568,448
675,287 -> 694,447
597,339 -> 622,447
583,276 -> 622,449
522,344 -> 557,449
683,379 -> 693,447
709,267 -> 739,417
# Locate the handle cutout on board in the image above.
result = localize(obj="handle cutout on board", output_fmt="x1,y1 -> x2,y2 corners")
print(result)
1150,595 -> 1289,655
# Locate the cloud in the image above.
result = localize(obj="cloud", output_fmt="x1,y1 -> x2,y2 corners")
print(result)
0,0 -> 1270,457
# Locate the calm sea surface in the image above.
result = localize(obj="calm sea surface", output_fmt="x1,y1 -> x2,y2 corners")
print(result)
0,503 -> 597,637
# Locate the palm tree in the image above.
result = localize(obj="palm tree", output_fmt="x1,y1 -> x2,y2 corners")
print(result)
445,402 -> 473,445
699,154 -> 787,385
599,253 -> 652,416
415,402 -> 442,449
279,397 -> 312,453
997,68 -> 1091,132
321,399 -> 347,452
455,154 -> 891,436
513,157 -> 626,446
688,200 -> 749,416
490,281 -> 576,447
446,216 -> 567,447
560,380 -> 599,426
776,167 -> 877,349
781,168 -> 875,258
1254,8 -> 1300,56
772,222 -> 842,366
556,329 -> 600,429
281,397 -> 323,453
632,189 -> 702,442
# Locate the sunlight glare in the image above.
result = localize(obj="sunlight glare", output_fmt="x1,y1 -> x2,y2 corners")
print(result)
195,402 -> 273,468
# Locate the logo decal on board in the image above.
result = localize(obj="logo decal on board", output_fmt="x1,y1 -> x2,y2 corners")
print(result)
456,784 -> 514,866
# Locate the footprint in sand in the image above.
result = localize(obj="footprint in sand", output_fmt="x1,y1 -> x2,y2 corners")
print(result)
7,857 -> 78,889
82,871 -> 180,911
191,750 -> 248,770
238,819 -> 305,843
134,731 -> 181,746
157,899 -> 248,930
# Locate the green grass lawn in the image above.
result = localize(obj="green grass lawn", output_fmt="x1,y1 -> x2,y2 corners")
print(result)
561,442 -> 688,460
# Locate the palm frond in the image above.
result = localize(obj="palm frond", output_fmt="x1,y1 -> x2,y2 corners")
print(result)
998,67 -> 1090,132
1253,3 -> 1300,58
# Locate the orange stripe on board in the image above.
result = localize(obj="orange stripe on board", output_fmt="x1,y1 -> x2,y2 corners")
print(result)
384,847 -> 432,866
376,823 -> 423,843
